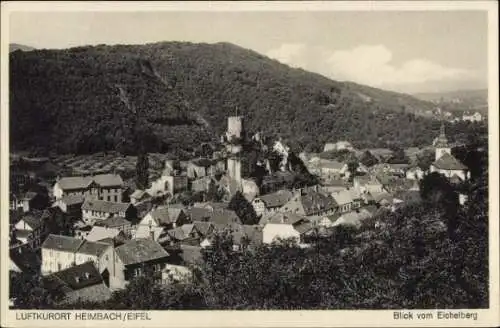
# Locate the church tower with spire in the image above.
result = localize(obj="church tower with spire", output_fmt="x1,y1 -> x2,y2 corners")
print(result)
433,123 -> 451,161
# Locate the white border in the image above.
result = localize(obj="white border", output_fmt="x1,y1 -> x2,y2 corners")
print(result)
1,1 -> 499,327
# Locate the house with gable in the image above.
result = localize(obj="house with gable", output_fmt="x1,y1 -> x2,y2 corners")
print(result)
353,175 -> 384,194
10,191 -> 47,213
251,189 -> 294,217
329,208 -> 373,229
280,189 -> 337,218
43,262 -> 112,305
331,190 -> 354,213
53,194 -> 85,218
94,216 -> 132,237
262,212 -> 313,245
135,205 -> 191,241
41,234 -> 114,281
81,199 -> 135,225
13,212 -> 45,249
112,239 -> 170,290
10,244 -> 41,275
85,226 -> 125,243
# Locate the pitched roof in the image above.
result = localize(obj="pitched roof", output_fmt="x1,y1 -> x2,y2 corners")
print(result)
42,234 -> 84,252
192,221 -> 214,236
294,221 -> 314,234
188,207 -> 212,222
95,216 -> 131,228
91,174 -> 124,187
258,190 -> 294,208
22,191 -> 39,200
293,191 -> 338,216
166,224 -> 194,241
77,240 -> 111,257
320,160 -> 346,170
260,211 -> 305,225
43,262 -> 105,295
115,239 -> 169,266
19,214 -> 43,230
57,174 -> 123,191
191,157 -> 218,168
85,226 -> 122,243
208,209 -> 242,225
60,194 -> 85,206
10,244 -> 41,274
372,192 -> 394,204
432,153 -> 468,170
82,199 -> 130,213
331,209 -> 372,227
56,177 -> 92,190
393,190 -> 422,204
354,175 -> 381,185
331,190 -> 354,206
130,189 -> 150,199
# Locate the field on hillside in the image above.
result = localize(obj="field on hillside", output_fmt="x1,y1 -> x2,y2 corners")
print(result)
50,152 -> 170,180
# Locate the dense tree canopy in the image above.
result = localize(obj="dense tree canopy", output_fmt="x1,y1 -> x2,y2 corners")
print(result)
9,42 -> 486,157
228,191 -> 259,225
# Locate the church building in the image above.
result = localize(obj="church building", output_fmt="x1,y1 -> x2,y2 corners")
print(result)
429,124 -> 470,181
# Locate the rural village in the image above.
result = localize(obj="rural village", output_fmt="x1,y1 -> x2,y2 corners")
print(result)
9,111 -> 479,306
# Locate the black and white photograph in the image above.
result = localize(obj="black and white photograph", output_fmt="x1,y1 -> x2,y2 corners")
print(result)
1,1 -> 499,327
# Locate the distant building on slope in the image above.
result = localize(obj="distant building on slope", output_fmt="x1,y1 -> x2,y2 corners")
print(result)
323,141 -> 354,152
462,112 -> 483,122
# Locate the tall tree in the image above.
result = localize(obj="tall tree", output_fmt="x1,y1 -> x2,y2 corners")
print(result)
228,191 -> 258,225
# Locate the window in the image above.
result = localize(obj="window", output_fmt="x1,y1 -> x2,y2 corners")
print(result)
115,196 -> 118,202
107,196 -> 111,201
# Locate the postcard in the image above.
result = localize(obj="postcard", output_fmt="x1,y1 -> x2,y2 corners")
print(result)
1,1 -> 498,327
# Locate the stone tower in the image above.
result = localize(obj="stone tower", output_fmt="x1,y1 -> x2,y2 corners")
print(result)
434,123 -> 451,161
226,116 -> 243,141
225,116 -> 243,185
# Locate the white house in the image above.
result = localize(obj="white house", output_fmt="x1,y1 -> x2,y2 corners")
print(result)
261,212 -> 311,244
81,199 -> 133,225
323,141 -> 354,152
263,223 -> 301,244
135,206 -> 190,241
251,189 -> 294,217
41,234 -> 113,277
319,160 -> 350,180
41,234 -> 84,275
13,214 -> 44,249
353,175 -> 384,194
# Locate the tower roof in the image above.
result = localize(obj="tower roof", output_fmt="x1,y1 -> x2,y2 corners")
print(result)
434,123 -> 449,148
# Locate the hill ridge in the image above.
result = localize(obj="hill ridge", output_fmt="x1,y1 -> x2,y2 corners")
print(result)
9,41 -> 480,157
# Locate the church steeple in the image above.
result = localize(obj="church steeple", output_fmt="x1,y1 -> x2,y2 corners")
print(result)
434,122 -> 451,160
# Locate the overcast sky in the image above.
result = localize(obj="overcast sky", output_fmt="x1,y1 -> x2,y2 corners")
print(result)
9,10 -> 488,94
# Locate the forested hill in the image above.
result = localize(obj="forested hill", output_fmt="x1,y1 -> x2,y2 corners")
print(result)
9,41 -> 480,157
9,43 -> 35,52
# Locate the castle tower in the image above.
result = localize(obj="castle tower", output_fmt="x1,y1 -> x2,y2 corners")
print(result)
226,116 -> 243,141
434,123 -> 451,161
225,115 -> 243,186
227,157 -> 242,185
